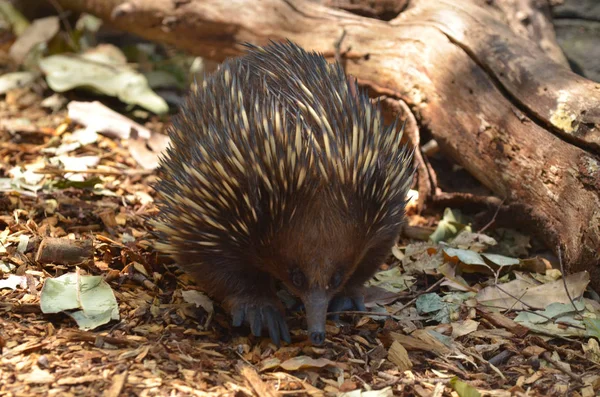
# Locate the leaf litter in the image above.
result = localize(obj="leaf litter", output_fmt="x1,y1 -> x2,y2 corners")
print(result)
0,6 -> 599,397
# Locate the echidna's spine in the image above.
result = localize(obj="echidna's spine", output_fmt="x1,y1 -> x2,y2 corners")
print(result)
151,39 -> 414,288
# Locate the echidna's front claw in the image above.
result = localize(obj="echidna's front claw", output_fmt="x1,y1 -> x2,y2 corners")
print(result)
231,302 -> 291,346
328,294 -> 367,321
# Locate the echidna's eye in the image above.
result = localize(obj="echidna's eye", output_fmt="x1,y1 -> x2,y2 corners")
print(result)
291,269 -> 306,288
329,271 -> 342,289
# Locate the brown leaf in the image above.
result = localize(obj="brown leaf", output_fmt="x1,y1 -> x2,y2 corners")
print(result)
388,340 -> 413,371
280,356 -> 342,371
475,271 -> 590,310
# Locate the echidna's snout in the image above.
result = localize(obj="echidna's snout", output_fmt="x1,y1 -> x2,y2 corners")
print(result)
303,289 -> 329,346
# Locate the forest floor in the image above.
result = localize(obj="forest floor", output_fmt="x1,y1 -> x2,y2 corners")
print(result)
1,14 -> 600,397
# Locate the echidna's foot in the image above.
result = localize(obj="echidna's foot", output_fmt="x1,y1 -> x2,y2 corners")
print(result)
231,301 -> 291,346
328,294 -> 367,321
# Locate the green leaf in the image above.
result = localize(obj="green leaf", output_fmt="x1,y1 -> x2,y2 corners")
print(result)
415,293 -> 443,314
0,2 -> 29,35
481,253 -> 520,267
443,247 -> 486,266
367,266 -> 415,293
430,208 -> 471,243
584,318 -> 600,339
40,273 -> 119,330
52,176 -> 103,190
40,52 -> 168,114
450,377 -> 481,397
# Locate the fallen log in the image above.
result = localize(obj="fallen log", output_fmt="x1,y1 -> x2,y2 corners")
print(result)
55,0 -> 600,289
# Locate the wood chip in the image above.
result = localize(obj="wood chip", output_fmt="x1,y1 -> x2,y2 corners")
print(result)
476,306 -> 529,338
103,370 -> 128,397
388,340 -> 413,371
238,363 -> 280,397
35,237 -> 94,265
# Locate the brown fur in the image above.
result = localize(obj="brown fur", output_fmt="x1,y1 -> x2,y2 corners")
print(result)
152,41 -> 413,344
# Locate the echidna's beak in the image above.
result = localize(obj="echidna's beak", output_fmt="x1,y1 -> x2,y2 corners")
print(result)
303,289 -> 329,346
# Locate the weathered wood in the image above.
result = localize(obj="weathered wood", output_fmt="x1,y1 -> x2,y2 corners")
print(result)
403,1 -> 600,149
54,0 -> 600,289
479,0 -> 569,67
320,0 -> 408,20
553,0 -> 600,82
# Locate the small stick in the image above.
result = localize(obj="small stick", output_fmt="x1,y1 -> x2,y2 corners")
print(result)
390,277 -> 445,315
33,168 -> 154,176
327,277 -> 445,317
541,351 -> 583,385
334,29 -> 347,65
557,244 -> 582,316
478,197 -> 506,233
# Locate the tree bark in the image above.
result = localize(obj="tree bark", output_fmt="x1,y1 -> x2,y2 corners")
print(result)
55,0 -> 600,289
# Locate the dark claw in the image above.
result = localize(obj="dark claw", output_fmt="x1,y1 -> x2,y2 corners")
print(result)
279,317 -> 291,344
328,294 -> 367,321
329,296 -> 353,312
264,307 -> 279,346
353,296 -> 367,312
232,307 -> 245,327
230,302 -> 291,347
250,308 -> 262,337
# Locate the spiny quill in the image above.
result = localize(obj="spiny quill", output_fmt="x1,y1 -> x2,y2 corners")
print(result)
151,40 -> 414,346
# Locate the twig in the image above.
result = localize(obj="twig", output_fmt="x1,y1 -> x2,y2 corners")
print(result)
327,310 -> 388,317
495,285 -> 586,330
334,28 -> 347,65
61,330 -> 139,347
458,346 -> 506,380
478,197 -> 505,233
328,277 -> 445,317
401,225 -> 435,241
390,277 -> 445,315
541,351 -> 583,384
431,192 -> 503,210
553,345 -> 600,370
558,244 -> 582,317
34,168 -> 154,176
46,0 -> 78,50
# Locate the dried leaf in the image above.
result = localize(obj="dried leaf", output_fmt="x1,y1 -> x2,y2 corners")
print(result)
0,274 -> 28,290
181,290 -> 214,314
17,367 -> 56,384
10,16 -> 59,64
339,387 -> 393,397
67,101 -> 152,140
259,357 -> 281,372
582,338 -> 600,364
388,341 -> 412,371
450,230 -> 497,252
476,271 -> 590,310
451,319 -> 480,338
0,71 -> 37,94
280,356 -> 340,371
402,242 -> 445,275
390,331 -> 451,356
367,266 -> 415,293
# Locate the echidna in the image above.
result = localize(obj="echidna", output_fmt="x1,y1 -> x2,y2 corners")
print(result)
151,40 -> 414,346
